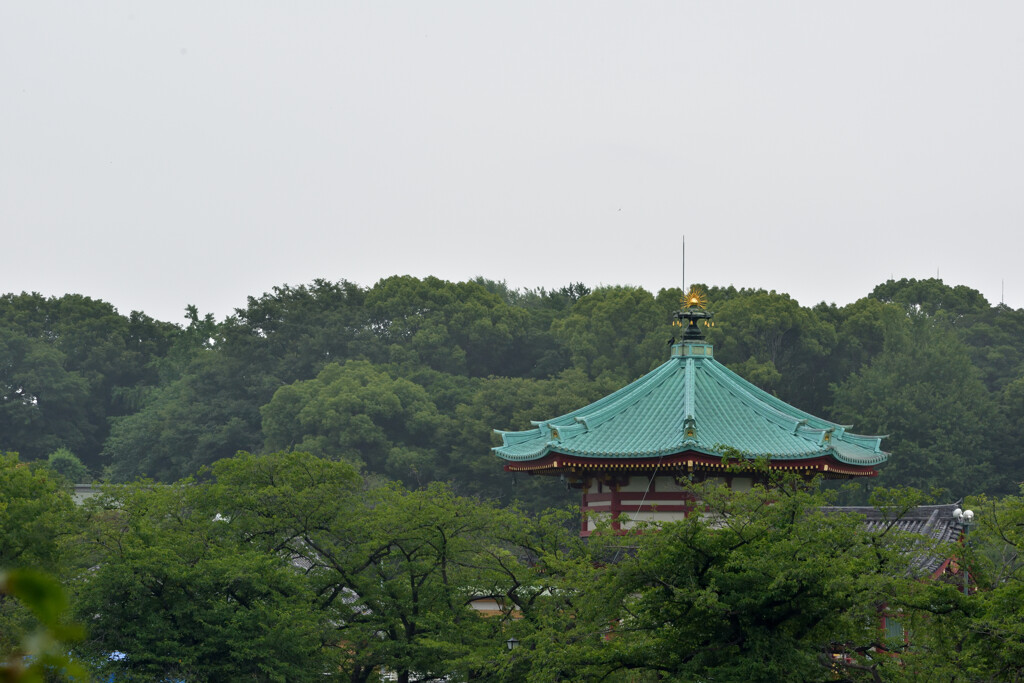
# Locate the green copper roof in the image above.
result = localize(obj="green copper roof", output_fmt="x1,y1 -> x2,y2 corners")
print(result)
494,342 -> 888,467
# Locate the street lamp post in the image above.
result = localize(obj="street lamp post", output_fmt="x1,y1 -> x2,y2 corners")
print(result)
952,507 -> 975,596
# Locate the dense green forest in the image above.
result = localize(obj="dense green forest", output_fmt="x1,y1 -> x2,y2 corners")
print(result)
5,451 -> 1024,682
2,275 -> 1023,507
4,276 -> 1024,681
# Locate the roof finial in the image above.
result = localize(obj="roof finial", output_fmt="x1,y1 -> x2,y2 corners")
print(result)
672,285 -> 713,341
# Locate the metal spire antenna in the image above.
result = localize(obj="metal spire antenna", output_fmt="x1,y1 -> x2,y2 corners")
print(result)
682,235 -> 686,291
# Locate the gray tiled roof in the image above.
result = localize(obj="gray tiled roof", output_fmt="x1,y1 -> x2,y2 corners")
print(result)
822,502 -> 965,575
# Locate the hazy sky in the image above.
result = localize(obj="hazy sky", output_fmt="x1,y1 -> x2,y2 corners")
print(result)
3,2 -> 1023,324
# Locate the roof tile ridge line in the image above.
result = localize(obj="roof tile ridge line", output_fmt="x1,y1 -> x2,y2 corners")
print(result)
701,359 -> 815,434
704,356 -> 842,429
842,433 -> 889,453
572,360 -> 681,431
684,356 -> 696,421
493,430 -> 541,448
700,367 -> 883,465
491,433 -> 556,459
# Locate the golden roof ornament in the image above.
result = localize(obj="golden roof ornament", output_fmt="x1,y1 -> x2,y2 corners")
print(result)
682,285 -> 708,310
673,286 -> 713,341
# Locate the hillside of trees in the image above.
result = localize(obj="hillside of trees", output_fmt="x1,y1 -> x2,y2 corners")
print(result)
2,275 -> 1023,507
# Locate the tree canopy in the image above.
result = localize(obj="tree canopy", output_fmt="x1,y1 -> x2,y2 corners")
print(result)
2,275 -> 1023,504
2,447 -> 1024,681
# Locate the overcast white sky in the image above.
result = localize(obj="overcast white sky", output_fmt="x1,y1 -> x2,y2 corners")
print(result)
3,2 -> 1023,324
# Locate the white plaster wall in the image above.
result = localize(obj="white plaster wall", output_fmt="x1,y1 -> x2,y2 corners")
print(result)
586,512 -> 611,532
618,475 -> 689,493
619,510 -> 688,529
655,475 -> 685,491
619,476 -> 652,493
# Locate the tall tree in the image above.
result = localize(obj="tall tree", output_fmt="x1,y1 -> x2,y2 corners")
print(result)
550,285 -> 668,383
366,275 -> 535,378
260,360 -> 452,486
74,475 -> 330,682
208,451 -> 542,683
0,453 -> 77,658
104,280 -> 376,482
0,293 -> 178,469
223,278 -> 375,382
870,277 -> 990,319
103,349 -> 267,482
947,489 -> 1024,681
0,331 -> 91,461
958,303 -> 1024,393
707,289 -> 837,412
509,475 -> 965,683
832,315 -> 1000,496
448,369 -> 618,509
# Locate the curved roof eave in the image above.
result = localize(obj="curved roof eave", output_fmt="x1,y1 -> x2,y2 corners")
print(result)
492,441 -> 888,466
